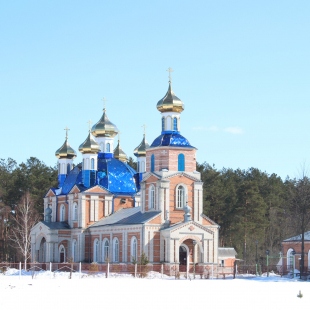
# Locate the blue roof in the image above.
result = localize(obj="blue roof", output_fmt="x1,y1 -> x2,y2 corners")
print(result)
61,166 -> 83,195
97,157 -> 137,194
91,207 -> 161,227
151,133 -> 194,148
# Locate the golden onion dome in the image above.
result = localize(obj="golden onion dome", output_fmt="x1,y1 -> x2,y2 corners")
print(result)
156,82 -> 184,113
91,109 -> 119,138
133,134 -> 149,157
55,137 -> 77,159
114,138 -> 128,162
79,131 -> 100,154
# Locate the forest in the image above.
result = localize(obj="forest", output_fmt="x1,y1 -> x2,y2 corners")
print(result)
0,157 -> 310,265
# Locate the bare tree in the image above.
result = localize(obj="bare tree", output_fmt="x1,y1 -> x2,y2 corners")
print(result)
8,193 -> 40,269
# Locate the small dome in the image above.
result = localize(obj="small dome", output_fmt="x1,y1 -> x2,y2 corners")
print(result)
45,206 -> 52,215
151,133 -> 194,148
114,139 -> 128,162
79,132 -> 100,154
55,137 -> 77,159
133,134 -> 149,157
156,82 -> 184,113
91,109 -> 118,138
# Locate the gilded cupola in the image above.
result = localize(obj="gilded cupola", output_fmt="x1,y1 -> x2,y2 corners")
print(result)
91,108 -> 119,138
79,131 -> 100,154
55,129 -> 77,159
114,137 -> 128,162
156,82 -> 184,113
133,134 -> 149,157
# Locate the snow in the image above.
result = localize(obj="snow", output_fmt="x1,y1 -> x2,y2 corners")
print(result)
0,269 -> 309,310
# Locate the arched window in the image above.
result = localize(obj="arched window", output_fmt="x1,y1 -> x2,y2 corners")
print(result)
72,203 -> 78,221
287,248 -> 294,270
60,204 -> 65,221
93,239 -> 99,262
102,239 -> 109,262
173,117 -> 178,131
141,160 -> 145,173
149,185 -> 155,209
67,163 -> 71,174
72,240 -> 77,262
106,143 -> 111,153
178,153 -> 185,171
131,237 -> 138,262
151,154 -> 155,172
113,238 -> 119,262
59,245 -> 65,263
91,158 -> 95,170
100,142 -> 104,152
166,116 -> 172,131
162,117 -> 165,131
176,185 -> 186,209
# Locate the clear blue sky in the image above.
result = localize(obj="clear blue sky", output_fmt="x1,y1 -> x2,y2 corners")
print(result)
1,1 -> 310,179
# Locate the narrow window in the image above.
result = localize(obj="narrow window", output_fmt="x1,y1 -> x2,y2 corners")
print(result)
151,154 -> 155,172
149,185 -> 155,209
113,238 -> 119,262
60,205 -> 65,221
177,185 -> 185,209
173,117 -> 178,131
67,163 -> 71,174
103,239 -> 110,262
178,153 -> 185,171
93,239 -> 99,262
131,237 -> 138,262
73,203 -> 78,221
91,158 -> 95,170
162,117 -> 165,131
59,245 -> 65,263
106,143 -> 111,153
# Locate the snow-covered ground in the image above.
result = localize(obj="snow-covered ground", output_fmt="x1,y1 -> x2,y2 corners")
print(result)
1,269 -> 308,310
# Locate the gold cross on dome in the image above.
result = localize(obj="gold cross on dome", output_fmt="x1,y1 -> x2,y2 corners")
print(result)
167,67 -> 174,83
64,126 -> 70,139
87,120 -> 92,132
101,97 -> 107,110
142,124 -> 147,135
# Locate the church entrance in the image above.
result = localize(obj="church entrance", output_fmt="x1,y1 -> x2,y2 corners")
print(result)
179,245 -> 187,265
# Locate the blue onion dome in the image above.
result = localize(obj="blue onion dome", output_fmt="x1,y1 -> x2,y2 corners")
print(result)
97,157 -> 137,194
55,137 -> 77,159
79,131 -> 100,154
151,133 -> 194,148
45,206 -> 52,215
113,139 -> 128,162
156,82 -> 184,113
133,134 -> 149,157
91,108 -> 119,138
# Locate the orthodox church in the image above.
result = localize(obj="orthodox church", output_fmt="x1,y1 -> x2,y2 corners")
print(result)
31,76 -> 224,272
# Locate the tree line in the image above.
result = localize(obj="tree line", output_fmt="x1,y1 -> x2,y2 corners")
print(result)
197,162 -> 310,269
0,157 -> 310,272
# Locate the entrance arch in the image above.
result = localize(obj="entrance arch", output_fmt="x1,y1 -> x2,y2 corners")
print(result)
39,238 -> 46,262
179,244 -> 188,265
59,245 -> 66,263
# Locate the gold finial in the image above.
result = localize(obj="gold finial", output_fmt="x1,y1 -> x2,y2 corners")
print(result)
101,97 -> 107,111
87,120 -> 92,132
167,67 -> 174,83
64,126 -> 70,139
142,124 -> 147,136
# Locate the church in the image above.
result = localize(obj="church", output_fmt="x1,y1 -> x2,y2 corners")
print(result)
31,75 -> 229,273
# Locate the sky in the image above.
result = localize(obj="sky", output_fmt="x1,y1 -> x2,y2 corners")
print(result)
1,1 -> 310,180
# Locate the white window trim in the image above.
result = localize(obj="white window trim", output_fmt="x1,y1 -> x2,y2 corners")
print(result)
113,238 -> 119,262
102,238 -> 110,263
175,184 -> 188,209
149,185 -> 155,210
93,239 -> 99,263
131,237 -> 138,262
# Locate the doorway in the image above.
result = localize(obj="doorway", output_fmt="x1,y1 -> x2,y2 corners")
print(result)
179,245 -> 187,265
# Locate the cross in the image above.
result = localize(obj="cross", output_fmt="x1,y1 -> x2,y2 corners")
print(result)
87,120 -> 92,132
101,97 -> 107,110
64,126 -> 70,139
142,124 -> 147,135
166,67 -> 174,83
